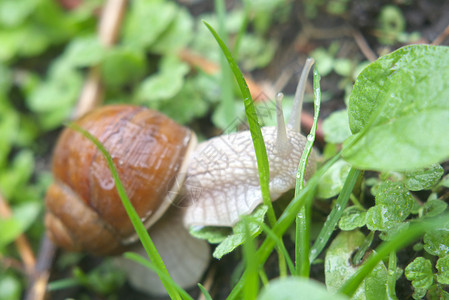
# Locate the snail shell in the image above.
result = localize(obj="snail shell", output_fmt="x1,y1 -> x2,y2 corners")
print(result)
45,105 -> 197,255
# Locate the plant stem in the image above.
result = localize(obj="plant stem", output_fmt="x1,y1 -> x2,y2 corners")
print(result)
387,251 -> 398,300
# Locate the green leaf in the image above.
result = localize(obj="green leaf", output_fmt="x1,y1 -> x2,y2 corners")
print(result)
101,47 -> 146,88
189,226 -> 230,244
423,225 -> 449,257
366,180 -> 414,231
405,257 -> 433,299
0,273 -> 21,300
422,199 -> 448,218
156,80 -> 209,124
402,164 -> 444,191
149,7 -> 193,54
338,206 -> 367,231
436,255 -> 449,285
136,55 -> 189,103
259,277 -> 349,300
325,231 -> 388,300
316,159 -> 351,199
123,0 -> 177,49
322,109 -> 352,144
0,218 -> 22,249
237,34 -> 276,71
62,36 -> 104,67
213,205 -> 267,259
440,174 -> 449,188
427,284 -> 449,299
343,45 -> 449,171
0,150 -> 34,199
12,202 -> 41,232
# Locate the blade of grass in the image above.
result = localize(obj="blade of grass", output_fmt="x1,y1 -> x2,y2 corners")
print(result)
47,278 -> 79,291
386,251 -> 398,299
242,218 -> 259,300
203,21 -> 276,227
338,214 -> 449,297
68,123 -> 181,300
124,253 -> 194,300
198,283 -> 213,300
309,167 -> 361,263
227,154 -> 340,299
214,0 -> 235,129
250,219 -> 296,275
295,66 -> 320,277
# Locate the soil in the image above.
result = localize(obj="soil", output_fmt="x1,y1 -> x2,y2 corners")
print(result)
45,0 -> 449,299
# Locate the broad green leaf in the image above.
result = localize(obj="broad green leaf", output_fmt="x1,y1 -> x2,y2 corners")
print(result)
343,45 -> 449,171
157,79 -> 209,124
440,174 -> 449,188
325,231 -> 388,300
101,47 -> 146,88
213,205 -> 267,259
0,218 -> 22,248
149,7 -> 193,54
238,34 -> 276,71
12,202 -> 41,232
317,159 -> 351,199
423,225 -> 449,257
62,36 -> 104,68
405,257 -> 433,299
338,206 -> 367,231
27,69 -> 82,112
0,0 -> 36,27
427,284 -> 449,299
123,0 -> 177,49
0,150 -> 34,199
322,109 -> 352,144
259,277 -> 349,300
422,199 -> 448,218
189,226 -> 230,244
0,273 -> 21,300
436,256 -> 449,285
402,164 -> 444,191
136,56 -> 189,103
366,180 -> 414,231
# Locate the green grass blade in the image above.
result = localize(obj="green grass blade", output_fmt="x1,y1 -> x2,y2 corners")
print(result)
309,167 -> 361,262
68,123 -> 182,300
203,21 -> 276,227
242,218 -> 259,300
214,0 -> 235,128
295,66 -> 320,277
124,253 -> 194,300
227,154 -> 341,299
251,219 -> 296,275
198,283 -> 213,300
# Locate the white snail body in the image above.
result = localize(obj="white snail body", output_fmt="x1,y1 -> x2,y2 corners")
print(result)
44,58 -> 316,295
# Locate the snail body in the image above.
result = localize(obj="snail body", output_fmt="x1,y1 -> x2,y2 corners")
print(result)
44,59 -> 316,295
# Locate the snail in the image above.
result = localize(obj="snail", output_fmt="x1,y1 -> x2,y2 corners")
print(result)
44,58 -> 316,295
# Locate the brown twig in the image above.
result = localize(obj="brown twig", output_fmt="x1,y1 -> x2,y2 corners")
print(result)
351,29 -> 377,62
25,234 -> 57,300
432,22 -> 449,45
0,193 -> 36,276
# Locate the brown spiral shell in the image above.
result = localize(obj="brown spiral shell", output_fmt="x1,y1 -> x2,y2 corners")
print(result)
45,105 -> 196,255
